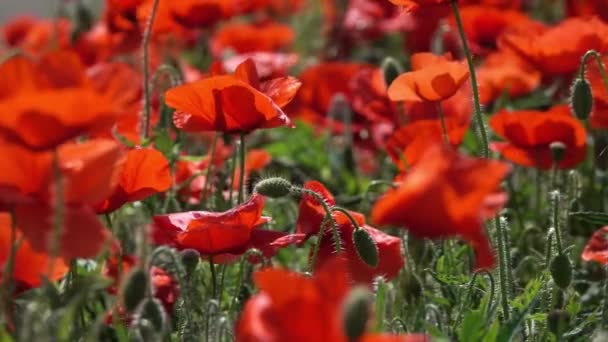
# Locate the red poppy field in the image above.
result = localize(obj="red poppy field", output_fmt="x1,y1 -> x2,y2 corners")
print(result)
2,0 -> 608,341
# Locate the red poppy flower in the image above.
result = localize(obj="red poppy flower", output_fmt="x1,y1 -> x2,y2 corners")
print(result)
499,17 -> 608,76
2,17 -> 72,56
165,58 -> 300,133
222,52 -> 298,79
387,0 -> 450,11
372,145 -> 510,270
342,0 -> 414,41
566,0 -> 608,22
386,118 -> 469,168
169,0 -> 232,29
209,21 -> 294,57
0,51 -> 121,150
152,194 -> 289,261
489,105 -> 587,169
0,213 -> 68,291
291,181 -> 404,284
476,50 -> 541,103
0,139 -> 123,259
96,148 -> 172,214
582,227 -> 608,264
388,53 -> 469,103
237,257 -> 429,342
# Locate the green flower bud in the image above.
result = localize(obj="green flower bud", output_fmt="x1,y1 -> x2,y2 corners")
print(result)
136,298 -> 166,333
253,177 -> 293,198
180,248 -> 200,276
570,77 -> 593,120
550,254 -> 572,289
381,57 -> 403,88
122,268 -> 148,312
342,286 -> 372,341
353,229 -> 379,268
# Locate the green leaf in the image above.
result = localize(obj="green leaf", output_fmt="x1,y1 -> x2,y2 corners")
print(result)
459,309 -> 486,342
568,211 -> 608,226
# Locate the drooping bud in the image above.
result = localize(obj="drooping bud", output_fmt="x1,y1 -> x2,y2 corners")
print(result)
570,77 -> 593,120
381,57 -> 403,88
353,229 -> 379,268
342,286 -> 372,341
136,298 -> 167,333
550,253 -> 572,289
549,141 -> 566,164
122,268 -> 149,312
253,177 -> 293,198
180,248 -> 200,276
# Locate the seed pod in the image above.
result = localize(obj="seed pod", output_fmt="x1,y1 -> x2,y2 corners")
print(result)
547,310 -> 570,337
136,298 -> 166,333
122,268 -> 149,312
550,254 -> 572,289
381,57 -> 403,88
253,177 -> 292,198
549,141 -> 566,164
353,229 -> 379,268
180,248 -> 200,276
343,286 -> 372,341
570,77 -> 593,120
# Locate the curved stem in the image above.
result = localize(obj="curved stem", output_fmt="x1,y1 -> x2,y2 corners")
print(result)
301,189 -> 342,254
141,0 -> 160,140
332,207 -> 361,230
450,0 -> 488,158
581,50 -> 608,92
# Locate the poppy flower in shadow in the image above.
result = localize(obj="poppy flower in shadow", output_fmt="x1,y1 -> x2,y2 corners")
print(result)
169,0 -> 232,29
165,58 -> 300,134
372,145 -> 510,270
0,51 -> 121,150
236,257 -> 429,342
387,0 -> 450,12
96,148 -> 172,214
582,227 -> 608,264
489,105 -> 587,170
499,16 -> 608,76
0,139 -> 123,259
152,194 -> 289,262
0,212 -> 68,291
388,52 -> 469,103
209,21 -> 294,57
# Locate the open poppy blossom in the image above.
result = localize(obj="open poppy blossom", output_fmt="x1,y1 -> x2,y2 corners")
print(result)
152,194 -> 289,261
0,139 -> 123,259
0,212 -> 68,291
95,148 -> 172,214
372,145 -> 510,270
499,16 -> 608,76
237,257 -> 429,342
0,51 -> 121,150
388,52 -> 469,103
209,21 -> 294,57
489,105 -> 587,169
283,181 -> 404,284
169,0 -> 232,29
582,227 -> 608,264
165,58 -> 300,134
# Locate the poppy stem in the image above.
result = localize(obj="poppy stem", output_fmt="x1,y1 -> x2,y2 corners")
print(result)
201,133 -> 219,208
238,133 -> 247,204
209,257 -> 217,299
550,191 -> 563,254
581,50 -> 608,93
450,0 -> 489,158
141,0 -> 160,140
495,216 -> 511,321
436,102 -> 450,146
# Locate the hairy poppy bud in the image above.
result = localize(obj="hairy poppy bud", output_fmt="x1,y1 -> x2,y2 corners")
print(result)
122,268 -> 149,312
353,229 -> 379,268
254,177 -> 293,198
550,254 -> 572,289
570,77 -> 593,120
136,298 -> 167,333
381,57 -> 403,88
547,310 -> 570,337
343,286 -> 372,341
180,248 -> 200,276
550,141 -> 566,163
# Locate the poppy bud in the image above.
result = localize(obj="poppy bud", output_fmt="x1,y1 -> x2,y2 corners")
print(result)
353,229 -> 379,268
136,298 -> 167,333
547,310 -> 570,337
342,286 -> 372,341
381,57 -> 403,88
549,141 -> 566,163
122,268 -> 149,312
550,254 -> 572,289
570,77 -> 593,120
401,271 -> 423,303
253,177 -> 293,198
180,248 -> 200,276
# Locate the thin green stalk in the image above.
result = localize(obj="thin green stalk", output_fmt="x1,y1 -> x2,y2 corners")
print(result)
581,50 -> 608,92
301,188 -> 342,256
450,0 -> 488,158
228,143 -> 238,206
436,102 -> 450,145
141,0 -> 160,140
238,133 -> 247,204
551,191 -> 563,253
495,217 -> 510,321
209,257 -> 217,299
201,134 -> 219,207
